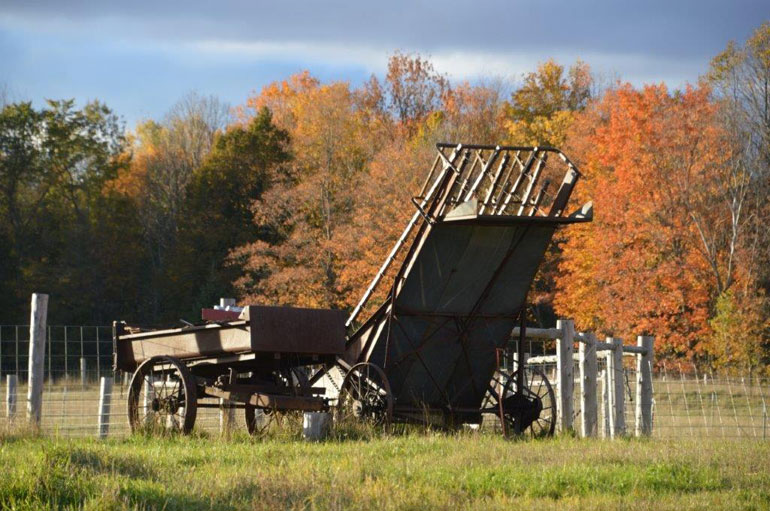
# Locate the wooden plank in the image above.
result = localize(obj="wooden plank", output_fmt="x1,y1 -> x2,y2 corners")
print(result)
601,369 -> 610,437
215,382 -> 326,397
5,374 -> 17,421
511,327 -> 561,339
204,386 -> 326,412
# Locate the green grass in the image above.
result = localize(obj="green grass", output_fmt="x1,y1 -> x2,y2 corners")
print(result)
1,431 -> 769,510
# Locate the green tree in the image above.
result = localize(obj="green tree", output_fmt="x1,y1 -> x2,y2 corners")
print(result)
0,99 -> 128,323
177,107 -> 291,316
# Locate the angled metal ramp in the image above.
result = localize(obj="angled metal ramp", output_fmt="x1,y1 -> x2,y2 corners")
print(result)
345,143 -> 590,419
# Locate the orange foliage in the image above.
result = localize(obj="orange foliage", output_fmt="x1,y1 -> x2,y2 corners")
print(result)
232,61 -> 510,312
234,75 -> 375,308
555,84 -> 732,357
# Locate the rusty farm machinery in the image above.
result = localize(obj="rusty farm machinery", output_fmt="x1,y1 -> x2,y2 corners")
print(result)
113,142 -> 591,437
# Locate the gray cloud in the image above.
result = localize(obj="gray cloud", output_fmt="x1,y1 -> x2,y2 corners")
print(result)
1,1 -> 766,124
2,0 -> 765,59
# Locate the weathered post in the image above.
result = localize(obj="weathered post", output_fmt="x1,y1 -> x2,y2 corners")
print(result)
579,332 -> 598,437
27,293 -> 48,425
601,368 -> 610,437
80,357 -> 87,388
97,376 -> 112,438
635,335 -> 654,436
6,374 -> 17,421
556,319 -> 575,433
220,368 -> 236,436
606,337 -> 625,438
219,398 -> 235,436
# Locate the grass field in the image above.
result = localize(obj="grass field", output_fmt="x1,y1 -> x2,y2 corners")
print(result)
1,431 -> 769,511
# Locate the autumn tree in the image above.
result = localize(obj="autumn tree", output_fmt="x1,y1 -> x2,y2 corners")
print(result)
107,92 -> 231,321
383,52 -> 449,134
234,76 -> 374,308
555,84 -> 739,361
504,59 -> 592,147
704,22 -> 770,372
429,80 -> 508,143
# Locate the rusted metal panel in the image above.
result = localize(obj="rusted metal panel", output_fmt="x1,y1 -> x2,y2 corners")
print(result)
201,308 -> 241,322
243,306 -> 346,356
363,220 -> 559,411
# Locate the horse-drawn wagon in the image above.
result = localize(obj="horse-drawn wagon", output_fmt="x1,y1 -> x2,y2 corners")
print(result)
113,142 -> 591,437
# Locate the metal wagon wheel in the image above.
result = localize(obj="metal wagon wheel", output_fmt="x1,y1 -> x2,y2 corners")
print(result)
336,362 -> 393,428
127,355 -> 197,435
484,366 -> 556,438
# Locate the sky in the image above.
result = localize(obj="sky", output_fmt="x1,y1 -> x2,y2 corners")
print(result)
1,1 -> 767,127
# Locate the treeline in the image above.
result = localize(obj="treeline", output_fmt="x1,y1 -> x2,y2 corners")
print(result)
1,24 -> 769,372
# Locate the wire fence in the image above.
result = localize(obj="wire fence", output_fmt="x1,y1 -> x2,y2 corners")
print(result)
526,357 -> 770,439
0,325 -> 235,437
1,325 -> 768,438
0,325 -> 113,384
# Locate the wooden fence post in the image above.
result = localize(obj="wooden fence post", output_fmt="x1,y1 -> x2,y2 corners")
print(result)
27,293 -> 48,425
6,374 -> 17,421
80,357 -> 87,388
98,376 -> 112,438
579,333 -> 598,437
606,337 -> 625,438
635,335 -> 654,436
600,368 -> 610,437
220,398 -> 235,436
556,319 -> 575,433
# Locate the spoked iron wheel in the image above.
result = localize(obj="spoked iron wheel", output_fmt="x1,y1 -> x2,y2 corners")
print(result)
336,362 -> 393,428
127,355 -> 197,435
485,366 -> 556,438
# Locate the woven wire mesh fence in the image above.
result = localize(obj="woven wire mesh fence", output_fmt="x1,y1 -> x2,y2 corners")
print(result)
525,357 -> 770,439
2,325 -> 769,438
0,325 -> 243,437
